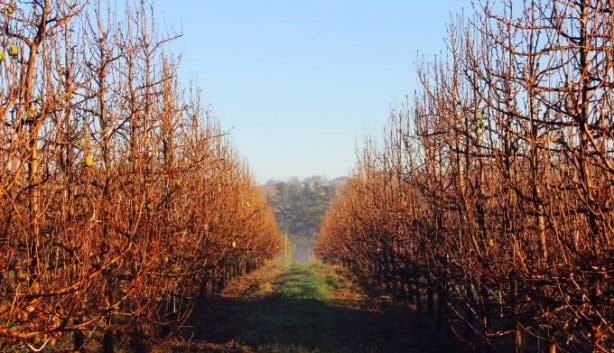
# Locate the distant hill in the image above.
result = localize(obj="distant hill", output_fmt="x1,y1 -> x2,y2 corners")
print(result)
331,176 -> 349,186
261,176 -> 345,262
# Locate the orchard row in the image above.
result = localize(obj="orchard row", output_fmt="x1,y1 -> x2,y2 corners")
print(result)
316,1 -> 612,352
0,1 -> 281,352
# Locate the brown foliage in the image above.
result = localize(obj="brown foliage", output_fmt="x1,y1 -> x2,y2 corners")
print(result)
0,1 -> 281,352
316,1 -> 612,352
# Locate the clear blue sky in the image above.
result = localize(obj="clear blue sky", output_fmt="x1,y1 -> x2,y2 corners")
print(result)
154,0 -> 465,183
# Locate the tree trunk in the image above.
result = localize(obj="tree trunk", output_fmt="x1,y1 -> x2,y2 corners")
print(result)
102,329 -> 114,353
427,285 -> 434,317
130,328 -> 149,353
514,325 -> 523,353
73,325 -> 85,353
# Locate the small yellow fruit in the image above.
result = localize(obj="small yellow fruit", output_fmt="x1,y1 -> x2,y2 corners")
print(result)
0,50 -> 4,61
51,316 -> 61,328
84,155 -> 94,167
232,241 -> 237,249
488,238 -> 495,247
26,106 -> 39,121
8,45 -> 18,57
6,4 -> 15,15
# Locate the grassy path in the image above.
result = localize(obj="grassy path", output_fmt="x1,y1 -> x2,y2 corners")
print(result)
175,262 -> 461,353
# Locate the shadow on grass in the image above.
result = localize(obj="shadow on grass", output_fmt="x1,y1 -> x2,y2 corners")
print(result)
189,265 -> 462,353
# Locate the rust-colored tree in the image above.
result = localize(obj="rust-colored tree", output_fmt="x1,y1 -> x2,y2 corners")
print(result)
316,1 -> 612,352
0,1 -> 281,353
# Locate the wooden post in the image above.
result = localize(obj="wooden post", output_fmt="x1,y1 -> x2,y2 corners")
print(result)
514,325 -> 523,353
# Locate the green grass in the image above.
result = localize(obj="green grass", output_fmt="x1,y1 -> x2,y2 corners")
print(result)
255,343 -> 343,353
275,263 -> 341,302
190,262 -> 463,353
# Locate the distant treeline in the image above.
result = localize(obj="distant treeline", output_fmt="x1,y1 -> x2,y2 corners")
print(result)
262,176 -> 345,262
